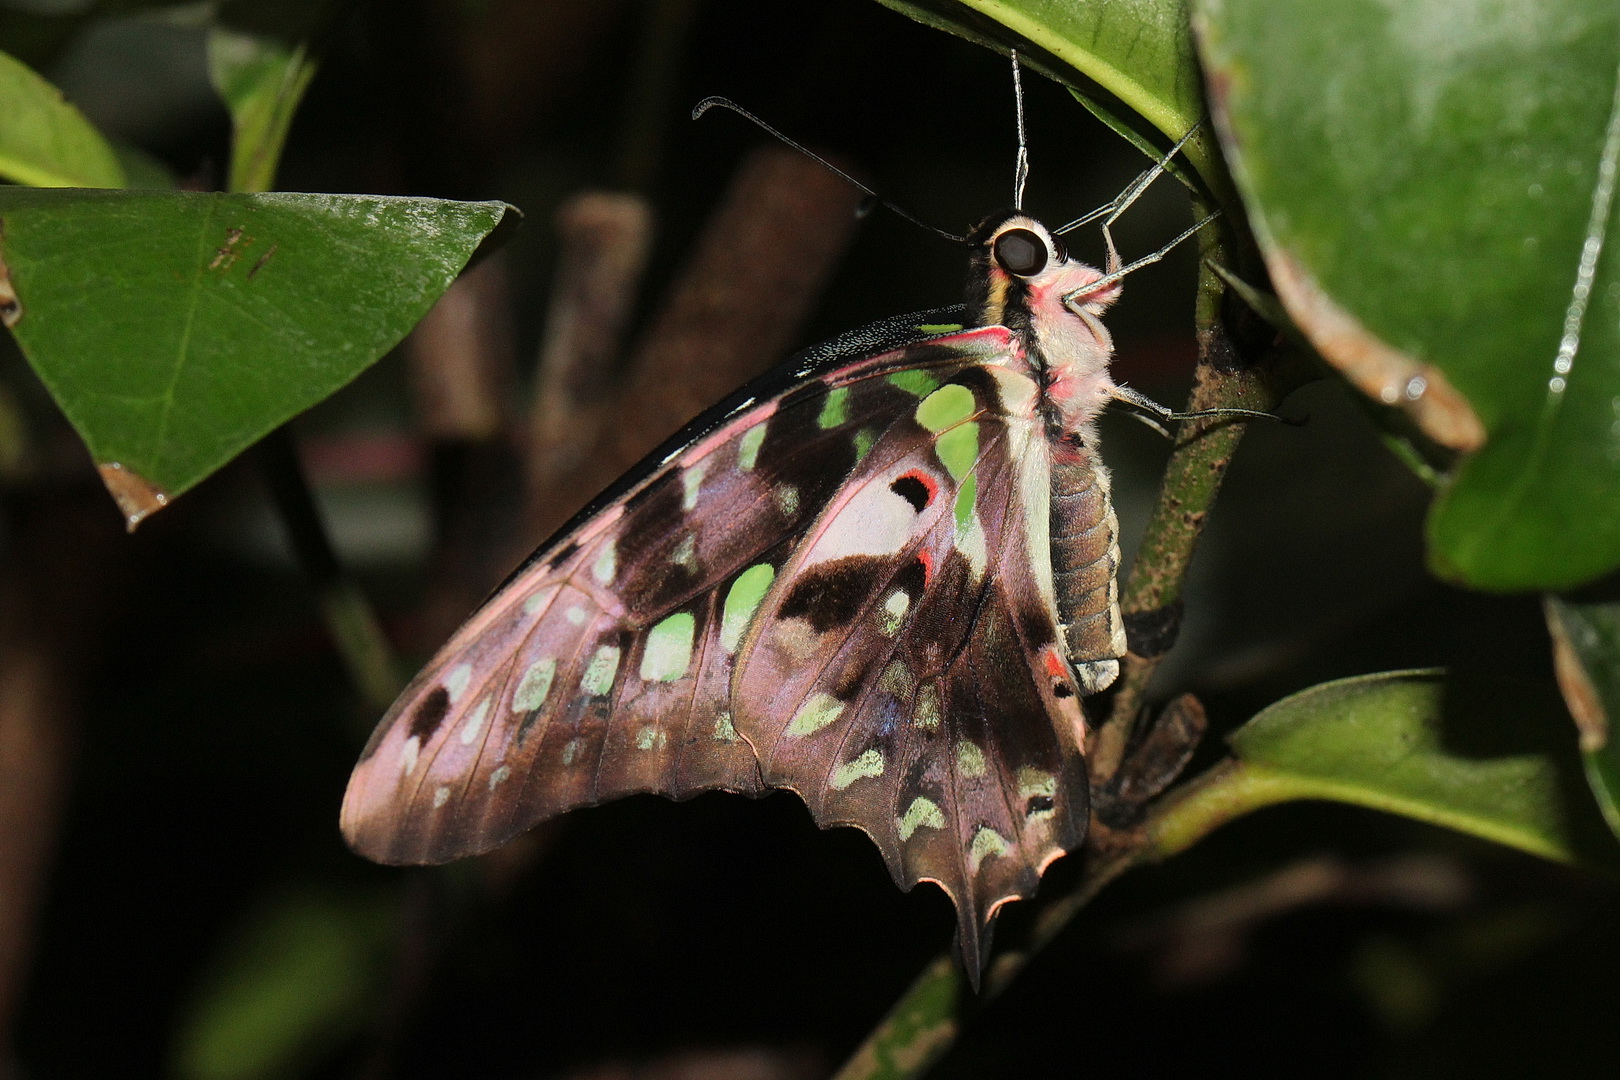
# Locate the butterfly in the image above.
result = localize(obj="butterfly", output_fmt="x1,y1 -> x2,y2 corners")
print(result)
341,81 -> 1251,979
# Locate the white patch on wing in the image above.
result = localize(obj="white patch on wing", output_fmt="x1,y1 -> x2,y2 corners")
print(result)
400,735 -> 421,775
956,512 -> 988,578
799,471 -> 927,567
444,663 -> 474,703
459,696 -> 491,744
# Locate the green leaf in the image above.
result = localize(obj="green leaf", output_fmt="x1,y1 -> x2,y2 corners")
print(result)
0,48 -> 126,188
0,188 -> 513,526
873,0 -> 1224,186
208,27 -> 320,194
172,890 -> 396,1080
1193,0 -> 1620,591
1152,670 -> 1617,868
1546,595 -> 1620,840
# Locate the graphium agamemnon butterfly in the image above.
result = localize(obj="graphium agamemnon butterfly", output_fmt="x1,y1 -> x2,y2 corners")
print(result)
342,61 -> 1264,978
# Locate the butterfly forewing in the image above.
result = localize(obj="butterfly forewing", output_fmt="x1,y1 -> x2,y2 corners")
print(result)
340,326 -> 1011,865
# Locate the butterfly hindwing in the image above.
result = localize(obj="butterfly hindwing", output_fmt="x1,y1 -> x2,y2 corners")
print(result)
340,323 -> 1015,865
733,342 -> 1090,969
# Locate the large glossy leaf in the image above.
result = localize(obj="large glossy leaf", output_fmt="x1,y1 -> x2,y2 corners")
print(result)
0,48 -> 125,188
1153,669 -> 1618,867
1193,0 -> 1620,591
872,0 -> 1222,185
0,188 -> 512,525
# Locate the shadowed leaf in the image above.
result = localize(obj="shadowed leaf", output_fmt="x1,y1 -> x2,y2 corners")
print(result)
1194,0 -> 1620,590
0,188 -> 512,525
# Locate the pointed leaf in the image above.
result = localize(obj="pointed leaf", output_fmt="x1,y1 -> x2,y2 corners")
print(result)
0,188 -> 512,525
1193,0 -> 1620,590
0,48 -> 125,188
208,27 -> 320,194
1152,670 -> 1618,868
873,0 -> 1224,187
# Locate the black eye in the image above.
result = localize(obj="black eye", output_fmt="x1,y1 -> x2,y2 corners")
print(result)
993,228 -> 1048,276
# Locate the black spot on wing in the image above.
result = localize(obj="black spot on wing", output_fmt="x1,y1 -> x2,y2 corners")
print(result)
1028,794 -> 1055,815
893,557 -> 928,598
891,473 -> 931,511
780,557 -> 883,633
1018,608 -> 1056,649
409,686 -> 451,741
551,540 -> 580,566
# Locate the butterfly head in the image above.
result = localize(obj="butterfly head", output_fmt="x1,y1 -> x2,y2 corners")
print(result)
965,212 -> 1121,330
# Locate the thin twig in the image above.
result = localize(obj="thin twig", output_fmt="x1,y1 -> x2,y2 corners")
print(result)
254,427 -> 403,718
529,145 -> 866,541
523,192 -> 654,541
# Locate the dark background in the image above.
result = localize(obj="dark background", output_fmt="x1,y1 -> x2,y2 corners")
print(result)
0,1 -> 1615,1077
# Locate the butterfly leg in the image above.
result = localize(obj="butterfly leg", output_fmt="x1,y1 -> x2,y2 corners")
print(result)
1108,382 -> 1285,434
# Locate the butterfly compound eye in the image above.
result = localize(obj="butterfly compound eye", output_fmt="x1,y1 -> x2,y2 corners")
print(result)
993,228 -> 1048,276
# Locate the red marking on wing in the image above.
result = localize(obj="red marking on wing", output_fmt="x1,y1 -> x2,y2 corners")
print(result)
917,549 -> 935,585
899,468 -> 939,506
1042,646 -> 1069,681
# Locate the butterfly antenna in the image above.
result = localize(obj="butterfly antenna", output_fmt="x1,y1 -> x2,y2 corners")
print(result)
1053,122 -> 1201,236
1011,50 -> 1029,211
693,96 -> 967,243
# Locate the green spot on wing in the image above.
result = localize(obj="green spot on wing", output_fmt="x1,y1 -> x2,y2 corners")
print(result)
853,428 -> 876,462
639,612 -> 695,682
953,473 -> 977,533
788,692 -> 844,737
737,423 -> 766,470
897,796 -> 945,840
830,748 -> 885,790
817,386 -> 850,429
935,422 -> 979,482
681,464 -> 706,510
512,658 -> 557,712
888,370 -> 940,396
956,741 -> 987,778
916,323 -> 964,333
592,541 -> 617,584
580,645 -> 620,696
915,383 -> 976,432
721,564 -> 775,653
970,826 -> 1010,863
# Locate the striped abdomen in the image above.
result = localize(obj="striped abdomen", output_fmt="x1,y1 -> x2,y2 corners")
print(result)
1049,446 -> 1126,693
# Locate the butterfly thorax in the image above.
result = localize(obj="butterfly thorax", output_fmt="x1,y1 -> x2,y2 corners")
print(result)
964,212 -> 1121,449
965,211 -> 1127,693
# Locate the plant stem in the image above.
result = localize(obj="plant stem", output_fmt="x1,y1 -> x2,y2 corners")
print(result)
255,427 -> 403,719
1093,198 -> 1279,778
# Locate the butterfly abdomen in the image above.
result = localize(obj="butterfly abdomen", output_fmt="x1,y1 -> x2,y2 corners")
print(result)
1049,444 -> 1124,694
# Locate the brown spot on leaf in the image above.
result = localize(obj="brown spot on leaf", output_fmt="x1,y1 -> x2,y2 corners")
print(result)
96,462 -> 170,531
209,227 -> 250,272
1267,250 -> 1485,451
247,243 -> 278,280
